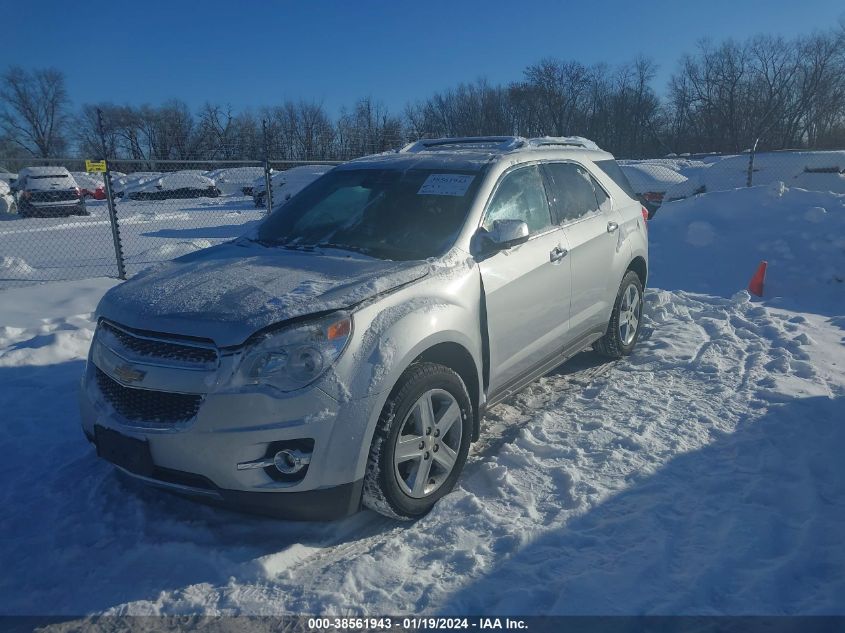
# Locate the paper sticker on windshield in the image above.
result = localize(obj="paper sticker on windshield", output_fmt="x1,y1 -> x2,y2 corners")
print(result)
418,174 -> 475,196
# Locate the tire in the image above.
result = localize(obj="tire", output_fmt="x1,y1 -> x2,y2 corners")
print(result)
363,362 -> 473,520
594,270 -> 644,359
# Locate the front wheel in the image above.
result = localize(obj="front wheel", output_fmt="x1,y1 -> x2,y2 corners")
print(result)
594,270 -> 644,359
363,362 -> 473,520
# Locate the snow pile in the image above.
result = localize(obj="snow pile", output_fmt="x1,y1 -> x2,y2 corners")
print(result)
652,183 -> 845,311
664,151 -> 845,201
126,239 -> 213,261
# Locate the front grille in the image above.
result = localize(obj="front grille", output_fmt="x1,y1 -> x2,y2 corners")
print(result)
95,367 -> 203,424
30,190 -> 78,203
99,320 -> 218,366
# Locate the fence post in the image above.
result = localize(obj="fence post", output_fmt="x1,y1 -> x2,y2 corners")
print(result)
746,137 -> 760,188
98,109 -> 126,280
262,119 -> 273,217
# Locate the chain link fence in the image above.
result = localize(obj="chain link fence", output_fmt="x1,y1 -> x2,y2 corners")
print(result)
2,144 -> 844,289
0,158 -> 341,289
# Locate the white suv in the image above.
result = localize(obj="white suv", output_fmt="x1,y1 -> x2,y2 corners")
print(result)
80,136 -> 648,520
14,166 -> 88,217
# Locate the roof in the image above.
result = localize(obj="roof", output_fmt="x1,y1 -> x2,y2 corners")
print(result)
341,136 -> 613,172
18,166 -> 71,176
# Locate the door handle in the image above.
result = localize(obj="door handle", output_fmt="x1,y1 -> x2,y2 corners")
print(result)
607,221 -> 619,233
550,246 -> 568,263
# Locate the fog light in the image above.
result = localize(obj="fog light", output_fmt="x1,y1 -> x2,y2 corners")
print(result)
273,449 -> 311,474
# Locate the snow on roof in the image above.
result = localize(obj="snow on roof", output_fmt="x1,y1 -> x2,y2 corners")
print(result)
528,136 -> 602,151
619,164 -> 687,194
18,166 -> 71,177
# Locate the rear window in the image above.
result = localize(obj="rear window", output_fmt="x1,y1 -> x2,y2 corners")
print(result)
595,159 -> 636,200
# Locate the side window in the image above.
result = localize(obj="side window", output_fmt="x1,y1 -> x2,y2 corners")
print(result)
543,163 -> 601,224
482,165 -> 552,234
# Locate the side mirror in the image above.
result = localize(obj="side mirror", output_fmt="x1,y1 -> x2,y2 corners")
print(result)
472,219 -> 530,257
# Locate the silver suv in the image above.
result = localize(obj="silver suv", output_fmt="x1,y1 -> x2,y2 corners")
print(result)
80,136 -> 649,520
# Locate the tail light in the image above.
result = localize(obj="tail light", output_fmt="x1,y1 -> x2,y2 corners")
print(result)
74,187 -> 82,198
641,206 -> 649,226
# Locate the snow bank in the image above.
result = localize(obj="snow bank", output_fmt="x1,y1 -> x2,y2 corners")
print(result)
126,239 -> 213,262
651,183 -> 845,311
664,151 -> 845,201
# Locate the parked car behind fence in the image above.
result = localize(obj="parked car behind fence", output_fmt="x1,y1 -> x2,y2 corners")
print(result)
13,166 -> 87,217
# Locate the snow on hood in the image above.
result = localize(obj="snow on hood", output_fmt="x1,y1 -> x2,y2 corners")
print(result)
96,241 -> 431,347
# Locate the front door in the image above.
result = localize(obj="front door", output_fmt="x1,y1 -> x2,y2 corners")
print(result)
478,164 -> 572,395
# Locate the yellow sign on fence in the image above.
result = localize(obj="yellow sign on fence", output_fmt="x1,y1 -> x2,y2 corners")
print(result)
85,159 -> 107,173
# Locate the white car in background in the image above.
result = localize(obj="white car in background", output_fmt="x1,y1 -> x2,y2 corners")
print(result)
0,180 -> 16,214
125,172 -> 220,200
13,166 -> 87,217
204,166 -> 264,196
252,164 -> 334,208
113,172 -> 162,197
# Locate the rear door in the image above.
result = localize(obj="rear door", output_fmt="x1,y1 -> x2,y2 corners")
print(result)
478,164 -> 572,395
542,162 -> 622,337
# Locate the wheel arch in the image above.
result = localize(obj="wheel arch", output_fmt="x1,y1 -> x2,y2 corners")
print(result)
627,255 -> 648,288
412,342 -> 481,441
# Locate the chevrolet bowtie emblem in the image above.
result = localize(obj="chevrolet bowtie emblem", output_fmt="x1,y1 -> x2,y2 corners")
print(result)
113,364 -> 146,384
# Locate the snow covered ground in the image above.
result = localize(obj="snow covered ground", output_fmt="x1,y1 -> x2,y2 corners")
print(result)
0,195 -> 264,288
0,183 -> 843,617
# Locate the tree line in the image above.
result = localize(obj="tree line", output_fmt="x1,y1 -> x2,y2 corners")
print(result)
2,22 -> 843,163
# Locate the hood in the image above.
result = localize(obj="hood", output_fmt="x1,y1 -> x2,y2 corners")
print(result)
96,241 -> 430,347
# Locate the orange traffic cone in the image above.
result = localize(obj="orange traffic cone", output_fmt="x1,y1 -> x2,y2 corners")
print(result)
748,260 -> 768,297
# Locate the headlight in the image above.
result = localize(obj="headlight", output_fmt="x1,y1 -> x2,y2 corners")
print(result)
237,312 -> 352,392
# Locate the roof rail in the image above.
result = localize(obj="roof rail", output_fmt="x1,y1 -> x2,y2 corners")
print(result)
527,136 -> 601,151
401,136 -> 526,153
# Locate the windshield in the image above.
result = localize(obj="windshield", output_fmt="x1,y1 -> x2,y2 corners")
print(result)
256,168 -> 482,260
31,174 -> 69,179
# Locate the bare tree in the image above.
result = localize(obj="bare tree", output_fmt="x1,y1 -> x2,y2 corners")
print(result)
0,66 -> 70,157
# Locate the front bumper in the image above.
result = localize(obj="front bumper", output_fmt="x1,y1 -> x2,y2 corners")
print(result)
80,354 -> 381,520
111,463 -> 363,520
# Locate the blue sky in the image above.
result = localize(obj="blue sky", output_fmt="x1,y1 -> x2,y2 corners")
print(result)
4,0 -> 843,116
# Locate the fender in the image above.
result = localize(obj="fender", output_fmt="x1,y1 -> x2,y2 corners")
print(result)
320,265 -> 485,482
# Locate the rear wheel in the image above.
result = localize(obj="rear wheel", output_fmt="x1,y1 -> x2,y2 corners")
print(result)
363,362 -> 472,520
594,270 -> 644,359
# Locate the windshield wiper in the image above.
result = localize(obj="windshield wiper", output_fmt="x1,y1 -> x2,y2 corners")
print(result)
252,237 -> 315,251
316,242 -> 374,256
